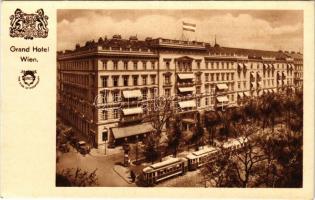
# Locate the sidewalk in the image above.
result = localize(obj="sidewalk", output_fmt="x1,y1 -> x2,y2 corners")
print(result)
112,165 -> 133,184
90,145 -> 124,157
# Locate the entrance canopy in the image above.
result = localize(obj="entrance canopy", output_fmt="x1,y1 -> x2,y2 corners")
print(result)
111,123 -> 155,139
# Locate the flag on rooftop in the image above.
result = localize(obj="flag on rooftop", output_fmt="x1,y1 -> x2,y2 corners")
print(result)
182,22 -> 196,32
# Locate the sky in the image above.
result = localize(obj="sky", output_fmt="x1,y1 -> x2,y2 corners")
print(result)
57,10 -> 303,52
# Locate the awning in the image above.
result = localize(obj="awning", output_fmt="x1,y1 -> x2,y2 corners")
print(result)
122,90 -> 142,98
244,91 -> 250,97
178,87 -> 195,93
178,73 -> 194,79
277,80 -> 282,85
269,64 -> 273,68
258,90 -> 264,96
122,107 -> 143,116
251,82 -> 256,88
268,89 -> 273,93
111,123 -> 155,139
238,63 -> 243,70
273,88 -> 277,92
257,82 -> 263,87
238,93 -> 244,98
178,100 -> 196,108
216,96 -> 229,102
216,83 -> 228,90
244,63 -> 250,69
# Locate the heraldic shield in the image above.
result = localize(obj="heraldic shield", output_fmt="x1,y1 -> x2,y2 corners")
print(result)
9,8 -> 49,39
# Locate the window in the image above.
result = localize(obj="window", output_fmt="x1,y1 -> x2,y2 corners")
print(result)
164,76 -> 170,85
238,81 -> 241,89
205,73 -> 209,82
196,75 -> 201,82
226,73 -> 229,80
101,76 -> 108,87
197,61 -> 201,69
142,89 -> 147,99
221,73 -> 225,81
210,73 -> 214,82
231,83 -> 234,91
113,76 -> 119,87
231,73 -> 234,80
196,86 -> 201,94
210,62 -> 214,69
124,61 -> 128,70
142,76 -> 147,85
231,94 -> 234,101
151,75 -> 156,84
133,61 -> 138,70
243,81 -> 246,88
166,61 -> 170,70
133,76 -> 138,86
205,85 -> 209,94
205,62 -> 209,69
102,60 -> 107,70
123,76 -> 128,86
164,88 -> 170,97
102,110 -> 108,120
151,61 -> 155,70
113,91 -> 119,103
113,109 -> 119,119
101,92 -> 108,103
102,131 -> 108,141
205,97 -> 209,106
197,98 -> 201,107
143,61 -> 147,70
216,73 -> 220,81
113,61 -> 118,70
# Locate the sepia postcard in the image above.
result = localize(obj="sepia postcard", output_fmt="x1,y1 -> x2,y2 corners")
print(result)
0,1 -> 314,199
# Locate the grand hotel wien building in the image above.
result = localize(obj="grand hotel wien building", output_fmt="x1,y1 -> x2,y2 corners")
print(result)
57,35 -> 303,149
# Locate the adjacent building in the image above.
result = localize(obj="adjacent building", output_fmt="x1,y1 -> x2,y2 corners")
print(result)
57,35 -> 303,149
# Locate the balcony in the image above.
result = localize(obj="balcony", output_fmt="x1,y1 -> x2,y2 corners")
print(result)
120,114 -> 143,124
177,82 -> 194,87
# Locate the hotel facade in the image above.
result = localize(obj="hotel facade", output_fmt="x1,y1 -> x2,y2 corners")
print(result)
57,35 -> 303,149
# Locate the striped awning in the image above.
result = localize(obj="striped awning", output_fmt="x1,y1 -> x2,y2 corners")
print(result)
122,107 -> 143,115
178,100 -> 196,108
178,87 -> 195,93
238,63 -> 243,70
216,96 -> 229,102
122,90 -> 142,98
216,83 -> 228,90
177,73 -> 194,79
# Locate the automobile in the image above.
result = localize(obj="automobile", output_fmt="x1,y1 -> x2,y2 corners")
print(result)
76,141 -> 91,155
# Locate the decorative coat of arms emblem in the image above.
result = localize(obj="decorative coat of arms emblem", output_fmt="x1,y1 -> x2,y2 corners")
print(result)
9,8 -> 49,40
18,70 -> 40,89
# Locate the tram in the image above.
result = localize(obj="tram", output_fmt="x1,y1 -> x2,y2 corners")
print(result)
141,157 -> 188,186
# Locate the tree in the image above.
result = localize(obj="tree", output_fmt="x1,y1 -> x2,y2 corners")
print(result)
191,113 -> 205,150
143,133 -> 160,164
229,124 -> 266,187
167,116 -> 182,157
201,147 -> 239,187
56,168 -> 98,186
204,111 -> 220,145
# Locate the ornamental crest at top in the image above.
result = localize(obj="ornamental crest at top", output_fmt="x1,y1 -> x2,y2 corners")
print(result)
9,8 -> 48,40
